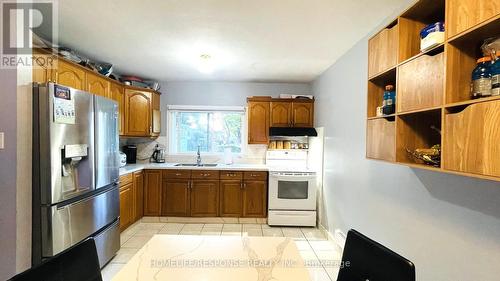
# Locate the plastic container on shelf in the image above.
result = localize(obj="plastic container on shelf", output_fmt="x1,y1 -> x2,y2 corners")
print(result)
471,57 -> 493,99
491,58 -> 500,96
420,22 -> 445,51
382,85 -> 395,115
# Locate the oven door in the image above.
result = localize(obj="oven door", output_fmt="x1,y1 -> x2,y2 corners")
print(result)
269,172 -> 316,210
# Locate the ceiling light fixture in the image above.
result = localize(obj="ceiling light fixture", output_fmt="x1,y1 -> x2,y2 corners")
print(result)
198,53 -> 215,74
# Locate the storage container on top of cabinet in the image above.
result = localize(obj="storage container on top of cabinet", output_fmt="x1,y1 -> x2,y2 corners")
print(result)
365,0 -> 500,182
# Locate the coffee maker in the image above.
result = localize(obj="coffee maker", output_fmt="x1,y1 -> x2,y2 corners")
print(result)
151,144 -> 166,163
123,145 -> 137,164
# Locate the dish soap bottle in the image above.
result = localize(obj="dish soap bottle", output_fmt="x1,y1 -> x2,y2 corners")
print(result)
382,85 -> 395,115
471,57 -> 492,99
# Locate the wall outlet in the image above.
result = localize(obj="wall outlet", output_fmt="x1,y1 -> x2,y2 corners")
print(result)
0,132 -> 4,149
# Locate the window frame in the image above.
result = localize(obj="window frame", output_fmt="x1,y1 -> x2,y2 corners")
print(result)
166,105 -> 247,156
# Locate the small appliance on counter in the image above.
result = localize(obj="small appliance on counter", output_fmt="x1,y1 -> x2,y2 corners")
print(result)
123,145 -> 137,164
151,144 -> 166,163
119,151 -> 127,167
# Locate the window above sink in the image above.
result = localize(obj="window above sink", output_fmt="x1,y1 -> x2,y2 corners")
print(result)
167,105 -> 246,155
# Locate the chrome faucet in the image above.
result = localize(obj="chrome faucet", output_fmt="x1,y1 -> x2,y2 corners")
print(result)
196,146 -> 202,166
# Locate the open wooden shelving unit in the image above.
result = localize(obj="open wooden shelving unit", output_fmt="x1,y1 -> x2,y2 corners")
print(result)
366,0 -> 500,182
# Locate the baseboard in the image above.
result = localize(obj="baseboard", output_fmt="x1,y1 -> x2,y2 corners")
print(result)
318,224 -> 345,253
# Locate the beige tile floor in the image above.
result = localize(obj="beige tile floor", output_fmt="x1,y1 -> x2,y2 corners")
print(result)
102,220 -> 342,281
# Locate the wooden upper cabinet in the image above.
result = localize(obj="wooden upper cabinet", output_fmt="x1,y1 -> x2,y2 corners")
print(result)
242,180 -> 267,218
110,83 -> 125,135
247,99 -> 270,144
86,72 -> 110,98
162,179 -> 190,217
366,118 -> 396,162
270,101 -> 292,127
190,180 -> 219,217
444,101 -> 500,178
292,102 -> 314,127
124,89 -> 152,136
55,59 -> 86,90
447,0 -> 499,38
368,22 -> 398,77
32,50 -> 55,83
151,92 -> 161,137
144,170 -> 162,216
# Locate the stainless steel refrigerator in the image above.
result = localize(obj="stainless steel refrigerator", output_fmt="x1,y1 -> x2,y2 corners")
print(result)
32,82 -> 120,268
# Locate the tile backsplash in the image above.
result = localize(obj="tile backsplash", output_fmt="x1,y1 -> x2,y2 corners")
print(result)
120,137 -> 267,164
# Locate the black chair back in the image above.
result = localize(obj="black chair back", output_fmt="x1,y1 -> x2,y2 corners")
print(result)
337,229 -> 415,281
10,238 -> 102,281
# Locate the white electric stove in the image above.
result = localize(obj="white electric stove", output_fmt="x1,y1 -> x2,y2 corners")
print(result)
266,150 -> 317,227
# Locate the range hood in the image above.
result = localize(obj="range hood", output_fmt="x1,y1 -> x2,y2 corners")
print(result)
269,127 -> 318,137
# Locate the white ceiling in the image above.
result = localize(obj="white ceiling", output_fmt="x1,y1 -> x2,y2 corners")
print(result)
53,0 -> 404,82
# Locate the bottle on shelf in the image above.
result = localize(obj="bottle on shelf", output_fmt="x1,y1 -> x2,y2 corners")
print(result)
382,84 -> 395,115
491,57 -> 499,96
471,57 -> 492,99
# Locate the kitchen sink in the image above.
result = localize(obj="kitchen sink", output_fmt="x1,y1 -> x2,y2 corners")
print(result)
174,163 -> 218,167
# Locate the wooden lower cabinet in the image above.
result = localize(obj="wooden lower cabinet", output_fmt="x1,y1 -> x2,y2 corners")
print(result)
119,182 -> 133,232
133,171 -> 144,221
138,169 -> 267,219
190,180 -> 219,217
242,180 -> 267,218
219,180 -> 243,217
161,179 -> 190,217
144,170 -> 162,216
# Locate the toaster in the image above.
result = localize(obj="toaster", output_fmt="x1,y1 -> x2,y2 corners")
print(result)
119,152 -> 127,167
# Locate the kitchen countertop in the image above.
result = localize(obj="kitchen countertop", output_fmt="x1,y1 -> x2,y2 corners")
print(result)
119,162 -> 269,176
112,235 -> 311,281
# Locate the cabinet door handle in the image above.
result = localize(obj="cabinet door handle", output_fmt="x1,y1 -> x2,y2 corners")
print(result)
240,182 -> 244,189
175,173 -> 182,176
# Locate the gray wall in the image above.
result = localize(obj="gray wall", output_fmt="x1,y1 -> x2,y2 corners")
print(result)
0,69 -> 18,279
159,81 -> 312,135
312,20 -> 500,281
160,81 -> 312,106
